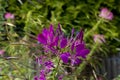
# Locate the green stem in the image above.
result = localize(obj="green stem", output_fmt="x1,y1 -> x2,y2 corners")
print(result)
74,75 -> 77,80
84,19 -> 102,39
76,43 -> 98,74
5,25 -> 14,41
53,58 -> 61,80
9,60 -> 27,80
5,25 -> 10,40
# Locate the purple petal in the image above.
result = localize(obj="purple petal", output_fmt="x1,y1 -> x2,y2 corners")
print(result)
71,42 -> 75,51
42,28 -> 48,37
44,60 -> 54,69
55,24 -> 63,36
71,28 -> 74,38
0,50 -> 5,55
37,34 -> 47,44
60,38 -> 67,48
75,58 -> 82,65
99,8 -> 113,20
4,12 -> 14,19
76,44 -> 85,53
58,75 -> 64,80
34,76 -> 39,80
49,24 -> 54,37
76,49 -> 90,58
49,24 -> 54,32
40,75 -> 46,80
71,58 -> 81,65
57,23 -> 62,35
76,29 -> 84,43
47,46 -> 57,53
60,52 -> 70,63
50,36 -> 59,47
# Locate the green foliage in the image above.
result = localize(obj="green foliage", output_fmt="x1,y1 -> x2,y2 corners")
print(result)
114,75 -> 120,80
0,0 -> 120,80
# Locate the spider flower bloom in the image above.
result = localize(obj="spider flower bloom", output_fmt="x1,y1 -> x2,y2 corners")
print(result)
99,8 -> 113,20
60,29 -> 90,65
4,12 -> 14,19
0,50 -> 5,55
37,24 -> 59,53
93,34 -> 105,43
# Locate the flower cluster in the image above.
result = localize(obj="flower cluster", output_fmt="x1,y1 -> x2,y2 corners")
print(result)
0,50 -> 5,55
35,56 -> 54,80
36,24 -> 90,79
99,8 -> 113,20
93,34 -> 106,44
37,24 -> 90,65
4,12 -> 14,20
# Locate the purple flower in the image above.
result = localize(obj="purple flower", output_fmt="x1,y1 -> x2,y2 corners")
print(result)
99,8 -> 113,20
93,34 -> 106,43
37,24 -> 90,66
37,24 -> 59,53
60,29 -> 90,65
4,12 -> 14,19
0,50 -> 5,55
37,24 -> 54,45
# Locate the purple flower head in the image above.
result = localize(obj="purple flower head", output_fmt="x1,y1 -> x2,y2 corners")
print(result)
37,24 -> 90,66
4,12 -> 14,19
93,34 -> 106,43
99,8 -> 113,20
60,29 -> 90,65
60,52 -> 70,64
0,50 -> 5,55
37,24 -> 60,53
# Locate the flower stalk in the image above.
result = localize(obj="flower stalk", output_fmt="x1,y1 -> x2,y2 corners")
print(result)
84,18 -> 103,39
76,43 -> 99,75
